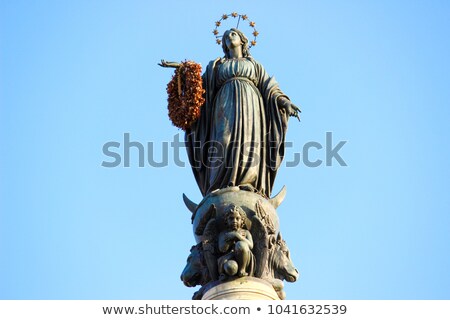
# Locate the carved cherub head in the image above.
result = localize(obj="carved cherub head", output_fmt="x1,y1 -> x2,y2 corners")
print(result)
224,205 -> 247,231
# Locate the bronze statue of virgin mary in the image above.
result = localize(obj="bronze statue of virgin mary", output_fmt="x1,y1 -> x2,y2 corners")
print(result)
160,14 -> 300,300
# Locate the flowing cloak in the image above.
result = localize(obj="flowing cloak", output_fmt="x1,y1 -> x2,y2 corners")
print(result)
185,57 -> 290,198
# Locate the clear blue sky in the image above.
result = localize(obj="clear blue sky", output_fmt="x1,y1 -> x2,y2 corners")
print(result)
1,0 -> 449,299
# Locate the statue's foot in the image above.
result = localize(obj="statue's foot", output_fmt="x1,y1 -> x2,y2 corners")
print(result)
237,271 -> 248,277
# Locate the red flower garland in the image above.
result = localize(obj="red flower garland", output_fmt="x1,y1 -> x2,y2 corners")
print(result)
166,61 -> 205,131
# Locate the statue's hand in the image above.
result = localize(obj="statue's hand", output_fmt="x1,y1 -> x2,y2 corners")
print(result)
287,103 -> 301,121
158,59 -> 181,68
279,99 -> 301,121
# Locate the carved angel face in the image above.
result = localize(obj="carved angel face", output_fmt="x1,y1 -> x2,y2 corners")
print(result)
226,210 -> 242,230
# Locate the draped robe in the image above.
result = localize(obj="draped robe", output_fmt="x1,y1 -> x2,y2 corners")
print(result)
185,57 -> 290,198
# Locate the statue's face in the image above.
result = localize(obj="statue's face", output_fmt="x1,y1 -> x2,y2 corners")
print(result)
227,211 -> 242,230
225,29 -> 242,50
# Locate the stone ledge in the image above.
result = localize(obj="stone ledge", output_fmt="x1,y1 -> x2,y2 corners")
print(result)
202,277 -> 280,300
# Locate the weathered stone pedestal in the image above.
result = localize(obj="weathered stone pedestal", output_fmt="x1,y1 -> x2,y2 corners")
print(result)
202,277 -> 280,300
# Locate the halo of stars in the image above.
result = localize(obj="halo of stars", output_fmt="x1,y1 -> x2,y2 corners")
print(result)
213,13 -> 259,48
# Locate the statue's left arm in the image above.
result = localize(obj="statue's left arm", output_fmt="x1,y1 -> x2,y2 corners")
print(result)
255,59 -> 301,121
254,59 -> 300,172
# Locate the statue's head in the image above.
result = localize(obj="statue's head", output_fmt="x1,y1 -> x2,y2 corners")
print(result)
224,204 -> 247,230
222,28 -> 250,58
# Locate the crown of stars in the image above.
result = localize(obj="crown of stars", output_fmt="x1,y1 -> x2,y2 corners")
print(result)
213,13 -> 259,48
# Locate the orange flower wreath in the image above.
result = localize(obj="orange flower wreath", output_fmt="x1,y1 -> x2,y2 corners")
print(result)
166,61 -> 205,131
